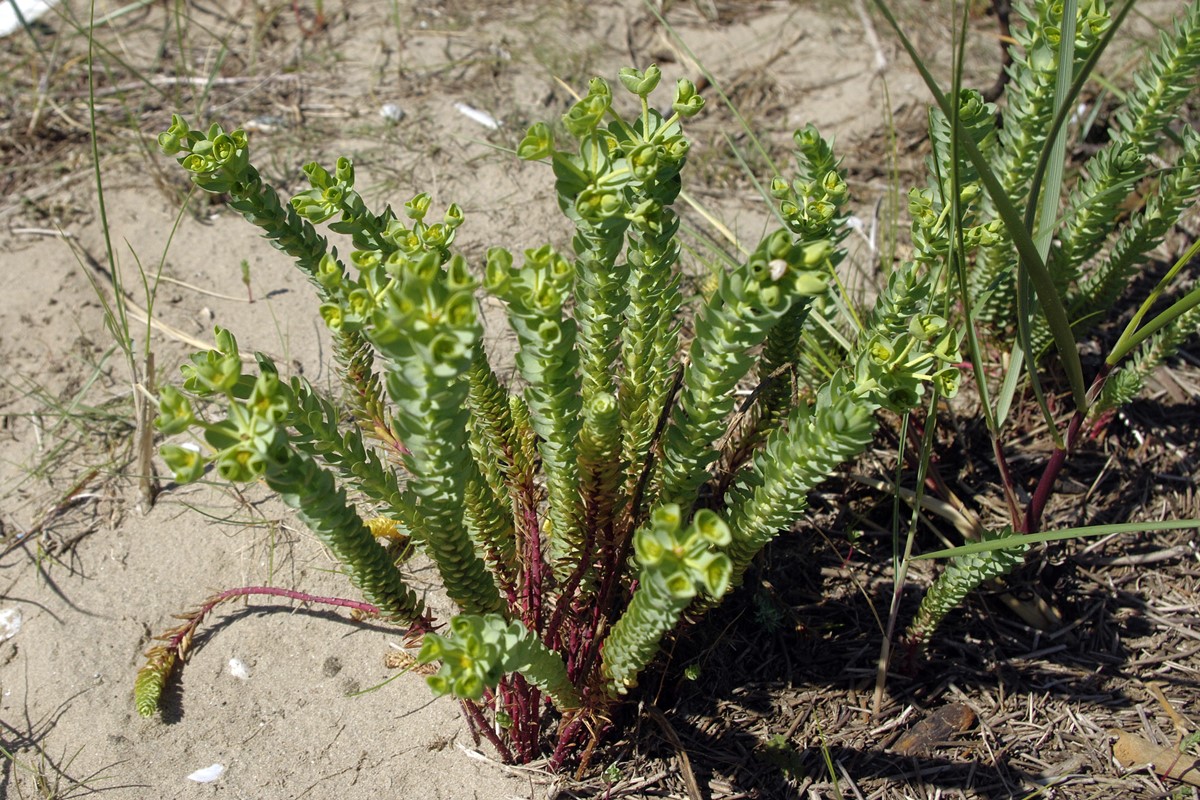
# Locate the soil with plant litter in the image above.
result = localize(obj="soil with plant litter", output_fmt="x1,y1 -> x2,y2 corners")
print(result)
1,1 -> 1197,798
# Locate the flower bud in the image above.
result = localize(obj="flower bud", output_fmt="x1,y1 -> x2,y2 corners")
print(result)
155,386 -> 195,436
628,143 -> 659,181
405,192 -> 431,221
161,443 -> 206,484
517,122 -> 554,161
618,65 -> 662,97
334,156 -> 354,185
563,86 -> 611,138
672,79 -> 705,117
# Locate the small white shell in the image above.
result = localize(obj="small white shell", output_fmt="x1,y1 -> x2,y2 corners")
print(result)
0,608 -> 21,641
379,103 -> 404,123
186,764 -> 225,783
228,658 -> 250,680
454,103 -> 500,130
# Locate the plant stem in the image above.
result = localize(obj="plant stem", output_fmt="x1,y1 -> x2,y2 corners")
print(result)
545,518 -> 605,652
991,433 -> 1022,526
515,676 -> 541,762
157,585 -> 415,666
1023,364 -> 1112,533
522,499 -> 546,635
461,700 -> 514,763
549,714 -> 587,771
171,586 -> 385,651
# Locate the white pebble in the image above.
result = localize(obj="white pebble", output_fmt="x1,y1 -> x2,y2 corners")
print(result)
379,103 -> 404,123
0,608 -> 21,641
228,658 -> 250,680
186,764 -> 225,783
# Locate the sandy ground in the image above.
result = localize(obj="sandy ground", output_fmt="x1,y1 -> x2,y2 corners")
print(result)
0,1 -> 1196,798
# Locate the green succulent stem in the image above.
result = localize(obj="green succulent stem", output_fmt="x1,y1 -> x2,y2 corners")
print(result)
463,351 -> 522,593
1074,127 -> 1200,327
286,372 -> 410,524
333,328 -> 406,459
657,231 -> 829,509
619,193 -> 684,503
465,352 -> 519,517
600,505 -> 731,694
264,446 -> 427,623
371,255 -> 503,616
571,221 -> 631,558
573,392 -> 624,593
905,529 -> 1029,648
1112,2 -> 1200,149
723,378 -> 878,588
485,246 -> 585,576
745,299 -> 813,443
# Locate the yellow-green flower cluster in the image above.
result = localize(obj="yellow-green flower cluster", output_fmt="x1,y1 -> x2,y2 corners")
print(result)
156,328 -> 286,485
418,614 -> 580,710
157,115 -> 250,193
771,124 -> 848,237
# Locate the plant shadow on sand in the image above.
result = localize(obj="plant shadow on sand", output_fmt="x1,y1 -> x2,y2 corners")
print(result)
595,544 -> 1198,796
152,604 -> 411,726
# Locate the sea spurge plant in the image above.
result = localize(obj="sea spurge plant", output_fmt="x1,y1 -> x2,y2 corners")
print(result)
969,0 -> 1110,322
943,0 -> 1200,362
137,69 -> 956,768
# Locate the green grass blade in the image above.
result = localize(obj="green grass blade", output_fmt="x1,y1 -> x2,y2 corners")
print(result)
1110,237 -> 1200,364
1024,0 -> 1139,230
1110,281 -> 1200,365
1000,0 -> 1139,427
1009,0 -> 1077,443
85,1 -> 133,364
916,519 -> 1200,559
994,341 -> 1042,431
